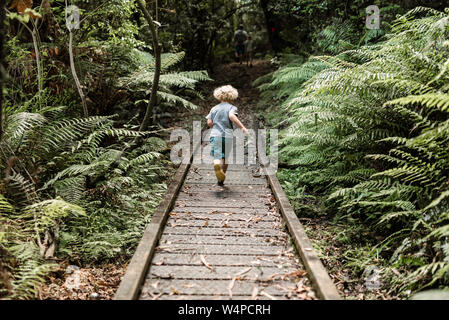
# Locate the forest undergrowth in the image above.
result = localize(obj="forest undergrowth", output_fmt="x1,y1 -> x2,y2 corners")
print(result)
256,7 -> 449,299
3,0 -> 449,301
0,1 -> 213,300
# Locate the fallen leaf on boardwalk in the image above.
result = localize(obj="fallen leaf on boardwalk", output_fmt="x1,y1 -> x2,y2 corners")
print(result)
268,273 -> 280,281
154,260 -> 164,266
296,293 -> 309,300
169,212 -> 177,216
204,220 -> 209,227
228,277 -> 236,299
251,287 -> 259,300
235,267 -> 252,277
170,287 -> 179,295
149,292 -> 163,300
200,255 -> 214,271
153,273 -> 174,279
156,246 -> 174,252
281,270 -> 307,280
260,291 -> 277,300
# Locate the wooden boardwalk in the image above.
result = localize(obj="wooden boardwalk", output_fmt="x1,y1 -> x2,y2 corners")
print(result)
115,131 -> 340,300
139,163 -> 314,300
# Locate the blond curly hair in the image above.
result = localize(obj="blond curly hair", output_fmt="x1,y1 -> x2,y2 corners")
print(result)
213,85 -> 239,102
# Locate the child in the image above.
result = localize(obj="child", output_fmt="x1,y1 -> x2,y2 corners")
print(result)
245,36 -> 254,68
206,85 -> 249,186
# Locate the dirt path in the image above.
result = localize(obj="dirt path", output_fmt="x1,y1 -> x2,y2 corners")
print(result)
171,60 -> 275,131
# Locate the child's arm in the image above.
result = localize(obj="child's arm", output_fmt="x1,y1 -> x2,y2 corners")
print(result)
229,114 -> 248,135
207,119 -> 213,128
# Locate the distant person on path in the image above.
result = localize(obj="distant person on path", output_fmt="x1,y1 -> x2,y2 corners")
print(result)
234,25 -> 248,64
245,35 -> 254,68
206,85 -> 249,186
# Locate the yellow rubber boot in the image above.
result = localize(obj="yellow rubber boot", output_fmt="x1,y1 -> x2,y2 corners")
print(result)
214,163 -> 226,182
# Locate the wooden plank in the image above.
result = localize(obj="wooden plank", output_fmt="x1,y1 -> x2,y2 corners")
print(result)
114,162 -> 191,300
171,207 -> 275,215
140,279 -> 307,297
155,243 -> 287,256
182,184 -> 269,193
191,166 -> 258,172
162,226 -> 285,237
159,234 -> 286,246
263,168 -> 341,300
167,212 -> 280,222
151,253 -> 298,267
148,265 -> 300,281
165,219 -> 281,229
142,294 -> 274,301
177,193 -> 272,200
174,200 -> 270,209
185,180 -> 266,185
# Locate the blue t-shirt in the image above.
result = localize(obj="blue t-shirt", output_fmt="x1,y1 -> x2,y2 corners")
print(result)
206,102 -> 238,138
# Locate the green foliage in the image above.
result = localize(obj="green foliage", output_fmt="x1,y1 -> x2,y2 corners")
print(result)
258,7 -> 449,296
0,106 -> 171,298
119,51 -> 212,111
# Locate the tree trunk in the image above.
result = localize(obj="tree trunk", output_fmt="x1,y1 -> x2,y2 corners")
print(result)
0,0 -> 6,140
259,0 -> 283,54
137,0 -> 161,132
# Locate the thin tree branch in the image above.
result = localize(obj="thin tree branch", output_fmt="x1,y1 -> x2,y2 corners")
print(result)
65,1 -> 88,117
5,8 -> 43,96
0,0 -> 5,141
137,0 -> 161,132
